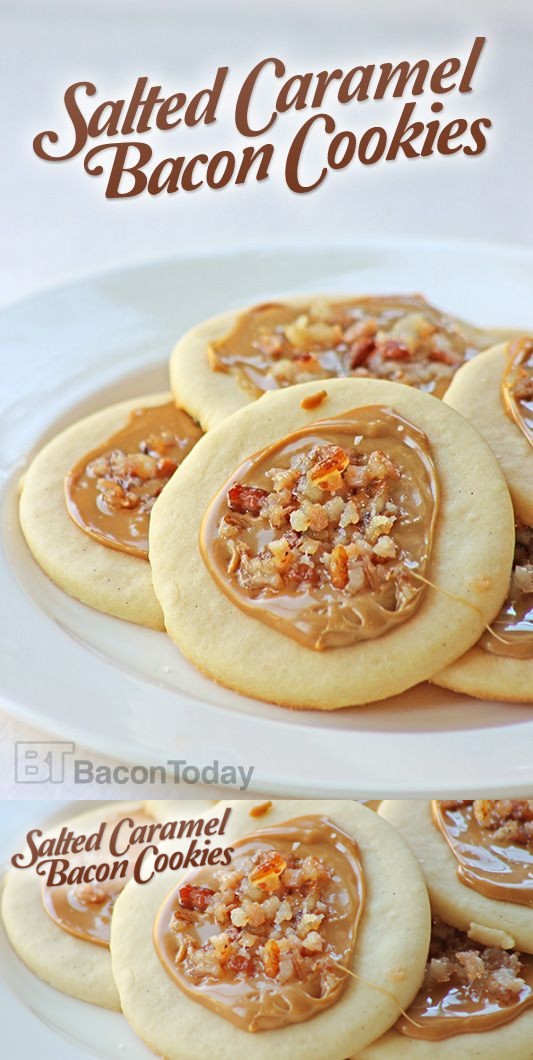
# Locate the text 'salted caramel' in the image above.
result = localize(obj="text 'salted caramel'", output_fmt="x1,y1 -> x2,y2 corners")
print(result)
33,39 -> 491,197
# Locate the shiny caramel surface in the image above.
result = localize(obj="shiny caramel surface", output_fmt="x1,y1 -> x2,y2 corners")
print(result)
200,406 -> 438,651
65,403 -> 202,558
154,815 -> 364,1032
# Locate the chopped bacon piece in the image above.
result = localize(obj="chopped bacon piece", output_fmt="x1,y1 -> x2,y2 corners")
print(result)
381,341 -> 411,361
228,483 -> 268,515
349,338 -> 376,367
309,447 -> 350,491
330,545 -> 349,589
263,939 -> 281,978
250,851 -> 287,891
428,348 -> 462,365
226,954 -> 255,975
178,884 -> 215,912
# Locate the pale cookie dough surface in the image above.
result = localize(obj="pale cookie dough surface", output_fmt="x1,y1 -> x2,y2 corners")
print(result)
19,393 -> 172,629
169,298 -> 510,432
0,802 -> 146,1010
111,799 -> 431,1060
149,377 -> 514,709
434,644 -> 533,704
144,800 -> 217,822
379,801 -> 533,954
444,344 -> 533,525
356,1010 -> 533,1059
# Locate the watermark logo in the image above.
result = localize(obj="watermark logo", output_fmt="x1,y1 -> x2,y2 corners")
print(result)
14,741 -> 254,791
15,741 -> 75,783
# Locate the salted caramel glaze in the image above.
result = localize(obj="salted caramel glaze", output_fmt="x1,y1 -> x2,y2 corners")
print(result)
480,525 -> 533,659
65,403 -> 202,558
502,338 -> 533,447
397,918 -> 533,1041
200,406 -> 439,651
42,808 -> 154,947
154,815 -> 365,1032
432,800 -> 533,906
209,295 -> 493,399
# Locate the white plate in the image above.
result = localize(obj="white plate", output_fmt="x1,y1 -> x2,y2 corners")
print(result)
1,238 -> 533,797
0,801 -> 153,1059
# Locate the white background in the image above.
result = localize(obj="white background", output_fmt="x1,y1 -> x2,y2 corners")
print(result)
1,0 -> 533,796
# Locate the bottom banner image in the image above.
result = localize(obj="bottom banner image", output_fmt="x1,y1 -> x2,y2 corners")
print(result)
0,798 -> 532,1059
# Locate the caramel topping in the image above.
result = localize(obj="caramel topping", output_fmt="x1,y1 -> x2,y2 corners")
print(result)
65,403 -> 202,558
502,338 -> 533,447
432,800 -> 533,906
479,525 -> 533,659
200,406 -> 439,651
209,296 -> 489,399
153,815 -> 364,1033
397,918 -> 533,1041
42,809 -> 155,947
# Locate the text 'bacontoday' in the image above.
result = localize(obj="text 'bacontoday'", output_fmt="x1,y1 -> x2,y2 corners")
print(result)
33,39 -> 491,198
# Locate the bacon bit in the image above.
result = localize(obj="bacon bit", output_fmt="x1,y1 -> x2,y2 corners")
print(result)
76,883 -> 107,905
227,483 -> 268,515
289,562 -> 321,586
250,851 -> 287,891
309,447 -> 349,491
226,954 -> 256,975
293,352 -> 322,371
178,884 -> 215,912
330,545 -> 349,589
156,457 -> 178,478
381,341 -> 411,361
249,801 -> 273,818
300,389 -> 328,410
349,338 -> 376,367
263,939 -> 281,979
429,348 -> 462,365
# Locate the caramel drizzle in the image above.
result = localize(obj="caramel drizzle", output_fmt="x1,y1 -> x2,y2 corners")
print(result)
65,403 -> 201,559
200,406 -> 439,652
502,338 -> 533,447
153,815 -> 365,1033
431,800 -> 533,907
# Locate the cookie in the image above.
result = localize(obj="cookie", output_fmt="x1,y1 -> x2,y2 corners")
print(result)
1,802 -> 152,1009
378,801 -> 533,953
19,393 -> 201,629
169,294 -> 509,431
144,800 -> 217,822
149,377 -> 514,709
358,799 -> 533,1058
436,348 -> 533,702
444,343 -> 533,525
110,799 -> 431,1060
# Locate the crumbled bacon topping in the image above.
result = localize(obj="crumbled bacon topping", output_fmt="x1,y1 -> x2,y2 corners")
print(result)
426,919 -> 526,1007
169,847 -> 343,990
213,298 -> 473,395
218,439 -> 414,605
440,798 -> 533,844
85,430 -> 183,514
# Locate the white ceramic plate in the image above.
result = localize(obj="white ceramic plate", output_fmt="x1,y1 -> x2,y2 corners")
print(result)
0,802 -> 153,1059
1,238 -> 533,797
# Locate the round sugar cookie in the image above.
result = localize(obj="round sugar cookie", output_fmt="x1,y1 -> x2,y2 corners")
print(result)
434,643 -> 533,703
170,295 -> 509,431
144,800 -> 217,822
1,802 -> 144,1010
444,344 -> 533,525
356,1004 -> 533,1059
149,377 -> 514,709
110,799 -> 431,1060
378,801 -> 533,954
19,392 -> 197,629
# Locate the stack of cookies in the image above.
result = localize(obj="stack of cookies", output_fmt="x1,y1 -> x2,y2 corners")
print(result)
3,798 -> 533,1058
19,293 -> 532,708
